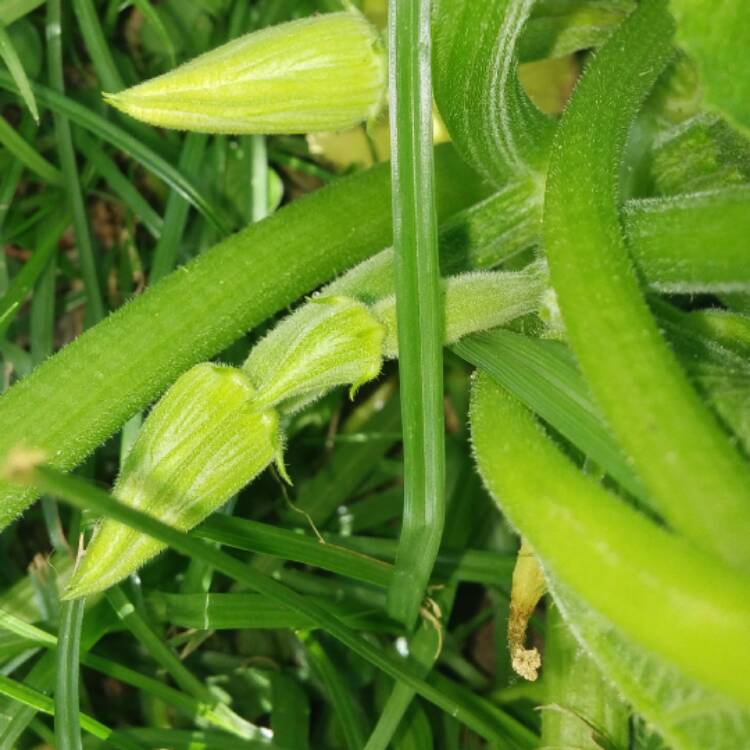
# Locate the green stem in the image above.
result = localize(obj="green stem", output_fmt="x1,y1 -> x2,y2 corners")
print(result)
0,146 -> 482,529
387,0 -> 445,629
470,372 -> 750,705
543,0 -> 750,569
54,598 -> 85,750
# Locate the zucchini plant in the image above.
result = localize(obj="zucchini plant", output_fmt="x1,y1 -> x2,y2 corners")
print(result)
0,0 -> 747,748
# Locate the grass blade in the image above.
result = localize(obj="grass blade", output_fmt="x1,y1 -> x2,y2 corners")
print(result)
0,115 -> 60,184
0,21 -> 38,121
302,632 -> 369,750
0,0 -> 43,25
0,209 -> 68,340
105,586 -> 263,741
0,673 -> 142,750
197,515 -> 392,588
46,0 -> 104,324
130,0 -> 176,68
271,673 -> 310,750
71,0 -> 124,92
453,329 -> 648,503
150,133 -> 207,282
0,70 -> 229,233
387,0 -> 445,629
26,466 -> 537,747
54,598 -> 85,750
74,130 -> 162,239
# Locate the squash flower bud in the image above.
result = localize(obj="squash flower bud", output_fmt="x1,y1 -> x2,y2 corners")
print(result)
64,364 -> 279,599
104,12 -> 387,134
244,295 -> 385,414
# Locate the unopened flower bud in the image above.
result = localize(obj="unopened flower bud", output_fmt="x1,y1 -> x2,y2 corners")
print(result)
64,364 -> 279,599
244,295 -> 385,413
104,12 -> 387,135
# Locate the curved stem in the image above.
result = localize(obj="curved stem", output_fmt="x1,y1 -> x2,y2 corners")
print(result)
543,0 -> 750,569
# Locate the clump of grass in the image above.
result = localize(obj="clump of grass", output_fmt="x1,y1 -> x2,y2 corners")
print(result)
0,1 -> 748,749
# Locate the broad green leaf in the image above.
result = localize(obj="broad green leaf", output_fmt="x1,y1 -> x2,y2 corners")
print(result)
670,0 -> 750,134
553,580 -> 750,750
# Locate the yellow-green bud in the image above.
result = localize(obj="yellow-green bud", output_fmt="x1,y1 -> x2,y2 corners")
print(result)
244,295 -> 385,413
104,12 -> 387,135
64,364 -> 278,599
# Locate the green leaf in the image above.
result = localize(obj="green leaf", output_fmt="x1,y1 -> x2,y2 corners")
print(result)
670,0 -> 750,134
386,0 -> 445,628
0,21 -> 38,122
553,581 -> 750,750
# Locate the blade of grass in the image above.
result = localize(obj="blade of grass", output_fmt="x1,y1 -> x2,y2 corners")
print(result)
270,673 -> 310,750
71,0 -> 124,92
0,116 -> 60,184
0,209 -> 69,340
0,70 -> 228,232
130,0 -> 176,68
150,133 -> 207,282
74,130 -> 162,239
0,124 -> 27,296
29,466 -> 537,747
363,452 -> 484,750
387,0 -> 445,629
105,585 -> 264,742
323,533 -> 515,586
302,632 -> 369,750
0,21 -> 38,122
0,600 -> 273,736
0,673 -> 143,750
197,515 -> 392,588
0,593 -> 113,746
54,597 -> 85,750
149,590 -> 395,633
249,135 -> 269,222
453,330 -> 648,504
118,728 -> 268,750
47,0 -> 104,324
